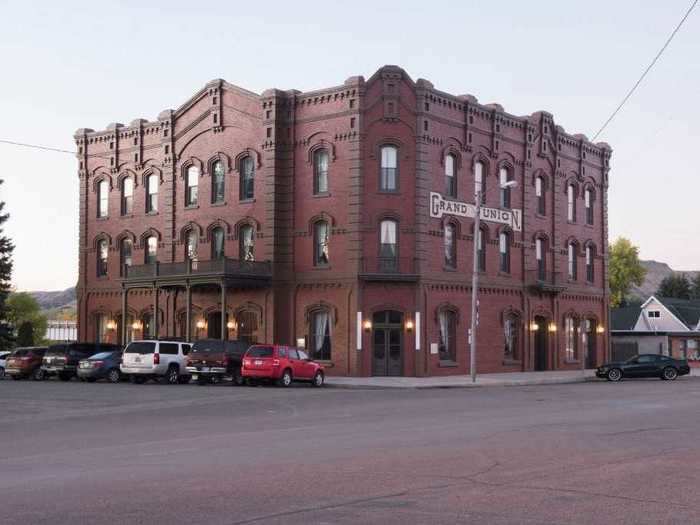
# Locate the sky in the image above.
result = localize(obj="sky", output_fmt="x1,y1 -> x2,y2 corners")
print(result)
1,0 -> 698,291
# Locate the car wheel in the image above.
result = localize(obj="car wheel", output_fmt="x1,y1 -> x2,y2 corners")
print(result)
311,371 -> 324,388
107,368 -> 121,383
277,369 -> 293,388
662,367 -> 678,381
606,368 -> 622,382
232,368 -> 244,386
32,368 -> 45,381
163,365 -> 179,385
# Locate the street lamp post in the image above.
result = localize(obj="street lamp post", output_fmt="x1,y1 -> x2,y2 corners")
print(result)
470,179 -> 518,383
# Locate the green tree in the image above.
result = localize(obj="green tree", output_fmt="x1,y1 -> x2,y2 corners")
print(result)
609,238 -> 646,308
658,273 -> 692,300
16,321 -> 36,346
6,292 -> 47,346
0,179 -> 14,352
691,274 -> 700,300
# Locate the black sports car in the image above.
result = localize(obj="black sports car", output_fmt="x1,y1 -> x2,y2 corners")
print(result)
597,354 -> 690,382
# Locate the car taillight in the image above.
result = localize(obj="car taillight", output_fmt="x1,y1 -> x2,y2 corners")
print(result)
92,360 -> 104,368
243,359 -> 250,368
153,353 -> 160,365
272,359 -> 280,367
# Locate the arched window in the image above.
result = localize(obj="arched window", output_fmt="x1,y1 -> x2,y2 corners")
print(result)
145,235 -> 158,264
499,167 -> 512,209
477,227 -> 486,272
503,314 -> 520,361
380,146 -> 398,192
586,244 -> 595,283
379,219 -> 398,271
146,174 -> 158,213
584,188 -> 594,225
186,166 -> 199,206
240,156 -> 255,200
239,224 -> 255,261
211,160 -> 225,204
536,237 -> 546,279
186,230 -> 198,263
314,221 -> 330,266
121,177 -> 133,215
120,238 -> 133,277
499,231 -> 510,273
535,176 -> 545,215
236,309 -> 258,343
313,149 -> 329,195
567,183 -> 576,222
568,241 -> 578,280
310,309 -> 331,360
565,315 -> 578,361
444,223 -> 456,268
474,161 -> 486,203
96,239 -> 108,277
97,180 -> 109,218
142,312 -> 154,338
438,309 -> 457,363
445,154 -> 456,197
211,227 -> 225,260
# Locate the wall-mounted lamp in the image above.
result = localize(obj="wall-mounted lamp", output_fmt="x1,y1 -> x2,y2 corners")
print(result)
132,320 -> 143,331
548,322 -> 557,333
105,320 -> 117,331
405,319 -> 414,332
529,321 -> 539,331
596,325 -> 605,334
363,319 -> 372,333
195,319 -> 207,330
226,320 -> 236,330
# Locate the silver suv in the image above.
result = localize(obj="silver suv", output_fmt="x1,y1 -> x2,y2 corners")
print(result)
120,340 -> 191,384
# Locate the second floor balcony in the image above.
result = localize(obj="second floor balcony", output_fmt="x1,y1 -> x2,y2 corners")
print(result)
359,257 -> 419,282
526,269 -> 567,294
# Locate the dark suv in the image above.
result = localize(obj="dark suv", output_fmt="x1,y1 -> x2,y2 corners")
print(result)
42,343 -> 121,381
186,339 -> 251,385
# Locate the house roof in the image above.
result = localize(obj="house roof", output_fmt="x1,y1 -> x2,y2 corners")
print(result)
656,297 -> 700,330
611,306 -> 642,331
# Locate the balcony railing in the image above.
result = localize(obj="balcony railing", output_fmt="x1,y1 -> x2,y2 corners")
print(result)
526,270 -> 567,293
123,257 -> 272,286
359,257 -> 419,281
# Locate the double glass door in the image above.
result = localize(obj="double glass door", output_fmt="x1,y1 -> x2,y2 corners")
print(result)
372,311 -> 403,376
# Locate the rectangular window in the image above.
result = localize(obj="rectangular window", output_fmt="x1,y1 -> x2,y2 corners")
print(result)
536,177 -> 545,215
314,222 -> 330,266
146,237 -> 158,264
445,155 -> 456,197
186,166 -> 199,206
474,162 -> 485,203
438,310 -> 457,362
585,190 -> 594,225
121,178 -> 133,215
98,180 -> 109,218
536,238 -> 545,280
499,168 -> 511,209
97,240 -> 108,277
314,150 -> 329,194
380,146 -> 398,192
565,317 -> 577,361
586,247 -> 594,282
240,157 -> 255,200
568,244 -> 577,280
311,311 -> 331,360
567,185 -> 575,222
647,311 -> 660,319
499,233 -> 510,273
379,220 -> 398,272
146,175 -> 158,213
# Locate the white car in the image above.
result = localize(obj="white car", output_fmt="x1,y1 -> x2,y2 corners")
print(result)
0,351 -> 10,379
120,340 -> 192,384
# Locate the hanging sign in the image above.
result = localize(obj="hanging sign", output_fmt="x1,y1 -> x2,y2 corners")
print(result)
429,192 -> 522,231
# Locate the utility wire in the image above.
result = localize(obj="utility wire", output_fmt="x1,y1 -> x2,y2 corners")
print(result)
592,0 -> 698,141
0,139 -> 76,155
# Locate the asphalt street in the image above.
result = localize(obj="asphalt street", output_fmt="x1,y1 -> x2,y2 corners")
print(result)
1,377 -> 699,524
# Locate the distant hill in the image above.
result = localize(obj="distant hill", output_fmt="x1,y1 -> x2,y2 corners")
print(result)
28,287 -> 77,311
630,261 -> 699,301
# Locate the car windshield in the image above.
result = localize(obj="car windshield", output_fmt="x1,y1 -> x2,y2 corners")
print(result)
89,352 -> 114,360
191,341 -> 221,353
11,349 -> 28,357
124,342 -> 156,354
45,347 -> 67,357
247,346 -> 274,358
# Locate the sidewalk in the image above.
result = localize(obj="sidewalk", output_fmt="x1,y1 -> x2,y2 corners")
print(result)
325,368 -> 700,389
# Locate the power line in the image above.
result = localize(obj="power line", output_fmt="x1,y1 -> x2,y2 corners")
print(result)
0,139 -> 76,155
592,0 -> 698,141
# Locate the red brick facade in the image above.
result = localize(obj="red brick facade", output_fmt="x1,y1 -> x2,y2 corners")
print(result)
75,65 -> 612,376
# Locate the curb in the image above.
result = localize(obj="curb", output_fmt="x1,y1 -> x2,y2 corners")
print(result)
325,376 -> 601,390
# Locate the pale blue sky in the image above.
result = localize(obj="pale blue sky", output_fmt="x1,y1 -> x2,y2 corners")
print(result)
1,0 -> 698,290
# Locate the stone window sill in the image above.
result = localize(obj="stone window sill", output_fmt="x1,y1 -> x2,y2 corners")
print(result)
146,211 -> 159,216
313,193 -> 331,199
239,198 -> 256,204
211,201 -> 227,207
184,205 -> 199,210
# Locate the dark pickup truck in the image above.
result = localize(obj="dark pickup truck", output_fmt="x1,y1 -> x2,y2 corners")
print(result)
186,339 -> 250,385
42,343 -> 121,381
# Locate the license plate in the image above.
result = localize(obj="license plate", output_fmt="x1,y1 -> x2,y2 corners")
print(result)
134,357 -> 141,363
254,360 -> 263,366
200,367 -> 209,372
191,374 -> 198,380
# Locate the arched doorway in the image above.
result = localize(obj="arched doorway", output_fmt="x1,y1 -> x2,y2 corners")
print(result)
583,318 -> 597,368
236,310 -> 258,343
534,316 -> 549,371
372,310 -> 403,376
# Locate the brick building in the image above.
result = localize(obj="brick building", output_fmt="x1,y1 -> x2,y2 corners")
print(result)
75,65 -> 612,377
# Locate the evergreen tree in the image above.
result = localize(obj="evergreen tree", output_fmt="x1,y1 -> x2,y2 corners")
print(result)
0,179 -> 14,351
16,321 -> 35,346
657,273 -> 691,300
689,273 -> 700,300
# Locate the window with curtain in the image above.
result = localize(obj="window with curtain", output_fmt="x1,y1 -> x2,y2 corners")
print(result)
240,156 -> 255,200
145,236 -> 158,264
97,239 -> 108,277
121,177 -> 133,215
379,219 -> 398,271
586,245 -> 594,283
438,309 -> 457,362
445,154 -> 456,197
380,146 -> 398,191
567,183 -> 576,222
314,221 -> 330,266
565,316 -> 578,361
536,238 -> 545,279
499,231 -> 510,273
186,166 -> 199,206
310,310 -> 331,360
212,160 -> 225,204
504,315 -> 520,360
186,230 -> 198,263
120,238 -> 132,277
499,167 -> 511,209
585,188 -> 594,225
146,174 -> 158,213
536,176 -> 545,215
568,242 -> 577,280
477,228 -> 486,272
314,149 -> 329,194
95,313 -> 107,343
98,180 -> 109,218
211,227 -> 225,259
239,225 -> 255,261
474,161 -> 485,203
444,223 -> 456,268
